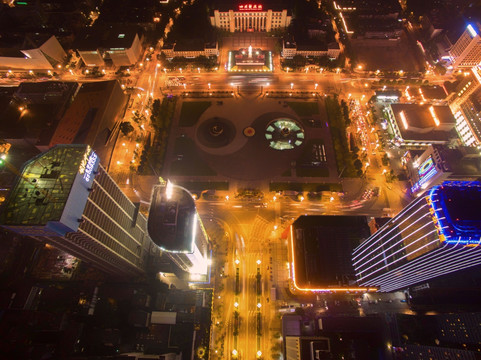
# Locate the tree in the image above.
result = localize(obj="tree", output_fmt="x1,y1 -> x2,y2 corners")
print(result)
293,54 -> 307,68
119,121 -> 134,136
131,111 -> 146,124
354,159 -> 363,170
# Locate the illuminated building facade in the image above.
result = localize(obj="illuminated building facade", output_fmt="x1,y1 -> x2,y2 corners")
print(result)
404,145 -> 481,195
449,23 -> 481,70
227,45 -> 272,72
385,104 -> 456,147
0,145 -> 152,277
353,181 -> 481,292
147,181 -> 210,283
210,4 -> 291,32
448,65 -> 481,147
287,215 -> 375,293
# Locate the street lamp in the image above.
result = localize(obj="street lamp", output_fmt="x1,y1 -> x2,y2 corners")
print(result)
286,67 -> 290,73
315,83 -> 318,90
234,302 -> 239,308
197,67 -> 200,73
163,68 -> 167,73
235,259 -> 240,265
257,303 -> 262,308
179,68 -> 182,73
290,83 -> 294,89
257,259 -> 261,265
208,83 -> 211,89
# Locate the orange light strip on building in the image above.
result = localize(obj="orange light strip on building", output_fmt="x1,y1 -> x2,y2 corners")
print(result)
338,12 -> 353,34
289,226 -> 376,293
429,106 -> 440,126
418,88 -> 426,102
399,111 -> 409,130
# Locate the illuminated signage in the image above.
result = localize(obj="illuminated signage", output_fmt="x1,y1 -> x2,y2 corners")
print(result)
467,24 -> 477,38
238,4 -> 263,11
79,147 -> 98,184
411,156 -> 437,193
83,152 -> 97,183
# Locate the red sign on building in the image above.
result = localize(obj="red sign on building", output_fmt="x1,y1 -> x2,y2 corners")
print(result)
238,4 -> 263,11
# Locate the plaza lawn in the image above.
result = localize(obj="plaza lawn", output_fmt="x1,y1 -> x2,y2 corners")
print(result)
179,101 -> 212,127
287,102 -> 319,117
296,139 -> 329,177
170,136 -> 216,176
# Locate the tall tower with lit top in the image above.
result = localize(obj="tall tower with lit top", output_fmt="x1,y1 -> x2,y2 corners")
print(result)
353,181 -> 481,292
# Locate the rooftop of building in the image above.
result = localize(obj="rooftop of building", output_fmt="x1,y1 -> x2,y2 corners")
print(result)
0,81 -> 79,145
0,145 -> 91,226
174,41 -> 205,52
48,80 -> 125,164
390,103 -> 456,141
334,0 -> 401,14
429,145 -> 481,176
290,215 -> 371,290
428,182 -> 481,245
75,24 -> 141,51
147,184 -> 198,253
211,0 -> 290,12
418,85 -> 448,100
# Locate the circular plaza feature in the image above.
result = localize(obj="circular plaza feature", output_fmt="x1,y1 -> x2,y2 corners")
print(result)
197,117 -> 236,149
243,126 -> 255,137
265,118 -> 305,150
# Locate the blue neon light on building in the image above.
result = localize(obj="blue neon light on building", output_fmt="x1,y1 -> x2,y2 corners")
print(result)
427,181 -> 481,245
353,180 -> 481,292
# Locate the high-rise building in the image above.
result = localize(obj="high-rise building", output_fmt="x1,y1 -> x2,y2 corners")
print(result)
448,65 -> 481,147
0,145 -> 153,277
449,23 -> 481,70
147,181 -> 210,283
352,181 -> 481,292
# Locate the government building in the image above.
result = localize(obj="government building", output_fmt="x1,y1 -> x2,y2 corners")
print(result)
210,3 -> 291,32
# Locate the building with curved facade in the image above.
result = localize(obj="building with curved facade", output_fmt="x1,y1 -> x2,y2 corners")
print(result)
148,181 -> 210,283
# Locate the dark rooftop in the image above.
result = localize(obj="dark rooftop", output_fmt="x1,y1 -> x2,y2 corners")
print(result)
0,145 -> 89,226
290,215 -> 370,290
148,184 -> 197,253
391,103 -> 456,142
75,24 -> 141,51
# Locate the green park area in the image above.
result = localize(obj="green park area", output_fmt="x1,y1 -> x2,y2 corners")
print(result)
325,96 -> 358,177
170,136 -> 216,176
137,97 -> 176,175
179,101 -> 212,127
287,102 -> 319,117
